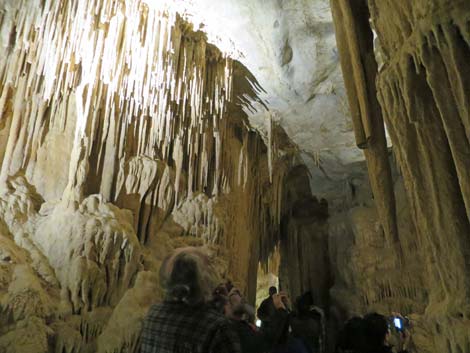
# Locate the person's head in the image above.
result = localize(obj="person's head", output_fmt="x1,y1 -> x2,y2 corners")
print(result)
363,313 -> 390,349
296,291 -> 314,316
159,247 -> 220,306
211,284 -> 229,314
336,317 -> 366,352
226,287 -> 243,319
225,280 -> 234,293
228,288 -> 242,307
213,283 -> 229,298
226,288 -> 255,322
269,286 -> 277,296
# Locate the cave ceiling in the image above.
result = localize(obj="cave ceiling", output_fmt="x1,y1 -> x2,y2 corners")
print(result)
0,0 -> 369,188
177,0 -> 366,181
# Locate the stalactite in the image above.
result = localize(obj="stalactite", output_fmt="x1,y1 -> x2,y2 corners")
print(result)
0,0 -> 235,205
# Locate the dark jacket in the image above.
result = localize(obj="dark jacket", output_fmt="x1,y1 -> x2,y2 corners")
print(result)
257,296 -> 276,327
232,308 -> 289,353
290,315 -> 321,353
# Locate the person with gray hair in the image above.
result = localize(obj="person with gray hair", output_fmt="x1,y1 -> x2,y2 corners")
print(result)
140,247 -> 241,353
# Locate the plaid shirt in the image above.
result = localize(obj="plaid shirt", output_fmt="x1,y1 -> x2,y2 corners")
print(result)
140,301 -> 242,353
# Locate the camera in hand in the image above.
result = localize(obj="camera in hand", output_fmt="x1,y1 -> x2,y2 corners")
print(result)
281,295 -> 288,305
391,316 -> 409,331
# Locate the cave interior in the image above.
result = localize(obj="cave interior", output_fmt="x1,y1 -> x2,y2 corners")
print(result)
0,0 -> 469,352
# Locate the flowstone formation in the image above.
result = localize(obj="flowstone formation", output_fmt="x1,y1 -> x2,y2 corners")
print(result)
0,1 -> 304,352
331,0 -> 470,351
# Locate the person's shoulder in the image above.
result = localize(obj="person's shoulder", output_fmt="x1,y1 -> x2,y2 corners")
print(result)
142,302 -> 161,321
203,306 -> 229,321
200,307 -> 232,329
146,302 -> 162,313
145,301 -> 178,318
229,319 -> 256,338
260,297 -> 272,306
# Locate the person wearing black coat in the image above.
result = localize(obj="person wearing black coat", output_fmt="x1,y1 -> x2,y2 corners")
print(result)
228,288 -> 291,353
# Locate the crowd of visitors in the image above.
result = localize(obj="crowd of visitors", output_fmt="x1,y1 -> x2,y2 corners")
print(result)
139,247 -> 412,353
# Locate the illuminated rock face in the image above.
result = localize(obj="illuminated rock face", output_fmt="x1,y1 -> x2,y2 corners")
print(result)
0,1 -> 310,352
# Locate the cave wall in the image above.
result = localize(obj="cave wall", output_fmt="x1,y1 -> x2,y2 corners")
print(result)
372,0 -> 470,311
331,0 -> 470,351
0,1 -> 296,352
327,159 -> 427,337
373,1 -> 470,350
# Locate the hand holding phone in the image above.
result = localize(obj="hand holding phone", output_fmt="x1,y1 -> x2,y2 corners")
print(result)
279,292 -> 291,308
272,294 -> 286,310
393,317 -> 404,330
390,313 -> 412,351
390,314 -> 410,331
